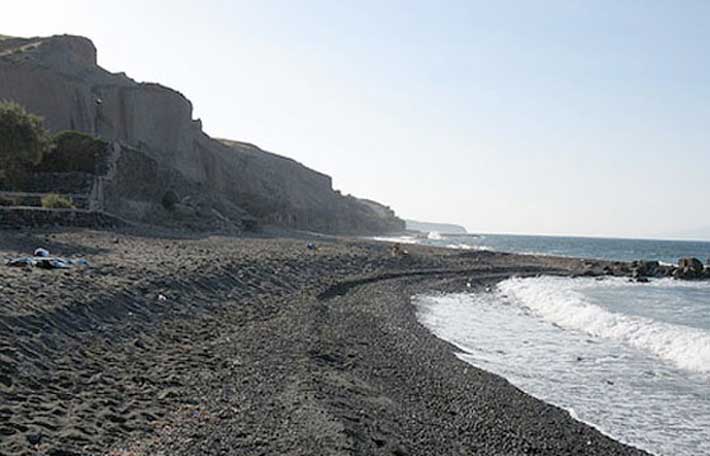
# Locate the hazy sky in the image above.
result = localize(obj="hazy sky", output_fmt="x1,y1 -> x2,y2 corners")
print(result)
4,1 -> 709,238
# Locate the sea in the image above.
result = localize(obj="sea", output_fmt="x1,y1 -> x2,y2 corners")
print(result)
374,232 -> 710,456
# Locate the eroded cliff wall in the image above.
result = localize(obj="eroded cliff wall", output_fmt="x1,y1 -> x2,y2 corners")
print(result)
0,34 -> 404,234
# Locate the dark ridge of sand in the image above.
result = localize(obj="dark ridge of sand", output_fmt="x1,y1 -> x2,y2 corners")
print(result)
0,228 -> 649,455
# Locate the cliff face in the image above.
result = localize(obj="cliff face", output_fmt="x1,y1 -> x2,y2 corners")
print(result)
0,34 -> 404,234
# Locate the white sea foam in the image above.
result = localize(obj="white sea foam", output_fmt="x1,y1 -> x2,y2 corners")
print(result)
369,233 -> 492,252
369,235 -> 420,244
499,277 -> 710,374
415,288 -> 710,456
444,243 -> 470,250
446,244 -> 492,251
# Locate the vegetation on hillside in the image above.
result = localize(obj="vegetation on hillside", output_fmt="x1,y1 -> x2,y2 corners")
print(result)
41,193 -> 74,209
161,190 -> 179,211
0,102 -> 109,192
38,130 -> 108,174
0,101 -> 51,187
0,195 -> 15,206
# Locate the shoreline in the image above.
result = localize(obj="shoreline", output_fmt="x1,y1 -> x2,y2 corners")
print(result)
1,227 -> 649,455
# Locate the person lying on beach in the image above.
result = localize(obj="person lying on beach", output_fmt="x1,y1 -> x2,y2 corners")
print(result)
6,247 -> 89,269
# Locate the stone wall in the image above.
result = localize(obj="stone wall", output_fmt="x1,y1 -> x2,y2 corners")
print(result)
0,207 -> 126,229
0,172 -> 95,194
0,193 -> 89,210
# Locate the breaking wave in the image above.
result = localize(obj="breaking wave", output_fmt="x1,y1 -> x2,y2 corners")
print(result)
499,277 -> 710,374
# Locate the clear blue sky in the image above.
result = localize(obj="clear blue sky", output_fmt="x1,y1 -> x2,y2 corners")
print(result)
4,1 -> 709,238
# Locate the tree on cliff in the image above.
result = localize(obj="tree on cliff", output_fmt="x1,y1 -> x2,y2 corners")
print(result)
0,101 -> 51,188
37,131 -> 108,174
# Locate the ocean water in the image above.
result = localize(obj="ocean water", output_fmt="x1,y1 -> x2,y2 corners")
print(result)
373,232 -> 710,265
376,233 -> 710,456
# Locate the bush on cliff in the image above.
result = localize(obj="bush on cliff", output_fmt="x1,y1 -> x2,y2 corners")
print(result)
0,195 -> 16,207
161,190 -> 179,211
38,131 -> 108,174
0,101 -> 51,188
41,193 -> 74,209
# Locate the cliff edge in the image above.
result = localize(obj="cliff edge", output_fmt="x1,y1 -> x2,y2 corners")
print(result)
0,34 -> 404,234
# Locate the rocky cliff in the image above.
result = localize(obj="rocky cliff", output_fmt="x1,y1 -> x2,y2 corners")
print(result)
0,34 -> 404,234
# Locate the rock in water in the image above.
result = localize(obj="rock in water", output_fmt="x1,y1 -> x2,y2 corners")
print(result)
674,257 -> 705,280
630,260 -> 660,278
678,257 -> 703,271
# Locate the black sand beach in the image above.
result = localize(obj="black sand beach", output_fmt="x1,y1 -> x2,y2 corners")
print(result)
0,228 -> 649,455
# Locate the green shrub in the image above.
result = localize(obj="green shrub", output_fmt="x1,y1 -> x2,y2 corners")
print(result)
161,190 -> 179,211
0,102 -> 51,188
38,131 -> 108,174
0,195 -> 15,207
41,193 -> 74,209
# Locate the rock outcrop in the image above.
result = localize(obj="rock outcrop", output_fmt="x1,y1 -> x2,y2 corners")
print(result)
589,257 -> 709,282
0,34 -> 404,234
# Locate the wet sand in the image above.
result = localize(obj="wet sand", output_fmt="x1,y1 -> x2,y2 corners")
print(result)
0,227 -> 649,455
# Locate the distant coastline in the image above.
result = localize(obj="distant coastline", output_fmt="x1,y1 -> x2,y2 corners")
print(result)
405,219 -> 467,234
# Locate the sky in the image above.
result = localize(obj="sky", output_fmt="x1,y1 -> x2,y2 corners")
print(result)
3,0 -> 709,239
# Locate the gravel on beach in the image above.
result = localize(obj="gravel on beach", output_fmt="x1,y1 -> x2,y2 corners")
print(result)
0,228 -> 649,455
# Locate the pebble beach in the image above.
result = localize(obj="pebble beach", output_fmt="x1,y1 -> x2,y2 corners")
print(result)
0,227 -> 649,455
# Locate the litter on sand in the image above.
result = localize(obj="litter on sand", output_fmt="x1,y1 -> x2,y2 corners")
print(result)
390,243 -> 409,257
